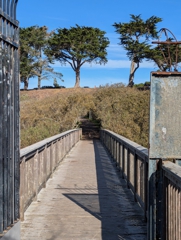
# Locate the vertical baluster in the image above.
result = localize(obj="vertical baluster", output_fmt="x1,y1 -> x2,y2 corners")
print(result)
171,184 -> 173,240
178,189 -> 181,240
0,8 -> 3,234
118,142 -> 121,171
173,185 -> 176,240
168,182 -> 171,240
127,148 -> 130,188
116,141 -> 119,169
20,157 -> 25,221
43,146 -> 47,188
2,41 -> 8,231
14,29 -> 20,222
175,188 -> 178,240
134,153 -> 138,202
164,176 -> 168,240
34,151 -> 38,201
144,160 -> 148,221
50,143 -> 53,176
122,145 -> 125,179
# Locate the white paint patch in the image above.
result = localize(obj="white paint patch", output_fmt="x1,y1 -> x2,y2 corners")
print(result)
168,79 -> 178,88
162,127 -> 167,139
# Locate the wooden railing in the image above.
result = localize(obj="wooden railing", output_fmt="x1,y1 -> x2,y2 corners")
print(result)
162,161 -> 181,240
100,129 -> 181,239
100,129 -> 148,219
20,129 -> 82,220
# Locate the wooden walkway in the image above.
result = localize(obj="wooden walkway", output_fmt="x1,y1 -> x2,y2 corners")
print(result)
21,140 -> 147,240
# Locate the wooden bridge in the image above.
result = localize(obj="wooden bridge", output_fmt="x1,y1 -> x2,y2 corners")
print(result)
14,126 -> 180,240
1,1 -> 181,239
20,129 -> 147,240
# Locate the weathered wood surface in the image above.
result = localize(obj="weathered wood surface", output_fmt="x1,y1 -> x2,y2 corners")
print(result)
100,129 -> 148,215
19,129 -> 82,221
21,140 -> 147,240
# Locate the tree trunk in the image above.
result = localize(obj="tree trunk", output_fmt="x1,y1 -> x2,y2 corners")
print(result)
24,78 -> 29,90
38,76 -> 41,89
74,69 -> 80,88
128,60 -> 139,87
38,48 -> 42,90
128,60 -> 135,87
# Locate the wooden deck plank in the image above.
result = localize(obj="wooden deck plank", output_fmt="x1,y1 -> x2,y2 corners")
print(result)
21,140 -> 147,240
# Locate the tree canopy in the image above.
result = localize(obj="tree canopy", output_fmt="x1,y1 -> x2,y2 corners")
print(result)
20,26 -> 63,90
113,15 -> 162,86
46,25 -> 110,88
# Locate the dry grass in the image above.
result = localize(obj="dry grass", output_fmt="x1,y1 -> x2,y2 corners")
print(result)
20,88 -> 96,148
20,87 -> 149,148
93,87 -> 149,147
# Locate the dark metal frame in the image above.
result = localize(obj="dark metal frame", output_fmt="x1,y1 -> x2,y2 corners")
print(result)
0,0 -> 19,234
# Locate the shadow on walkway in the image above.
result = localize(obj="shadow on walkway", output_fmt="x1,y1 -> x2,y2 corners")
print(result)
63,140 -> 147,240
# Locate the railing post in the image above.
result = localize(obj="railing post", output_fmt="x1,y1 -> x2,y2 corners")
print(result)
127,148 -> 130,188
113,138 -> 116,161
144,158 -> 148,221
43,145 -> 48,188
148,72 -> 181,239
50,142 -> 53,177
147,159 -> 157,239
63,136 -> 65,157
118,142 -> 122,171
134,152 -> 138,202
60,137 -> 63,160
116,141 -> 120,169
55,140 -> 58,165
20,157 -> 25,221
122,145 -> 125,179
111,137 -> 113,157
34,151 -> 39,201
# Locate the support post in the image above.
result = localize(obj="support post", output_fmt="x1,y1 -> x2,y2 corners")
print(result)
148,72 -> 181,239
147,159 -> 157,239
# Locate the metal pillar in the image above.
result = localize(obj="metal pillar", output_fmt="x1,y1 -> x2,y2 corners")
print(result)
148,72 -> 181,239
0,0 -> 20,238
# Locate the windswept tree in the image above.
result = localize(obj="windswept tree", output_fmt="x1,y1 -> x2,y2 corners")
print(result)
46,25 -> 110,88
148,38 -> 181,72
20,26 -> 63,89
20,27 -> 36,90
113,15 -> 162,86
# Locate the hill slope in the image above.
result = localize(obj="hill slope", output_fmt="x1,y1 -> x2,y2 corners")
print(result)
20,87 -> 149,148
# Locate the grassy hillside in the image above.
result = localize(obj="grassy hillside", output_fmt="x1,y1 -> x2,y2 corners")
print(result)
20,87 -> 149,148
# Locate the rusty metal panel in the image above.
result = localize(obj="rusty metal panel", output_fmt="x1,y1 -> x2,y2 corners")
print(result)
150,72 -> 181,158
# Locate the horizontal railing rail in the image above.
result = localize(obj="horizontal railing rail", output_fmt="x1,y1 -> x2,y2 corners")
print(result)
100,129 -> 148,219
20,128 -> 82,220
100,129 -> 181,239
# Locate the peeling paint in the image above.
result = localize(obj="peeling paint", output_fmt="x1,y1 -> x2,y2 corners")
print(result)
150,72 -> 181,158
162,127 -> 167,140
168,79 -> 178,88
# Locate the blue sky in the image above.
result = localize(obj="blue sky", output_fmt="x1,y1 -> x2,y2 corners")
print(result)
17,0 -> 181,89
